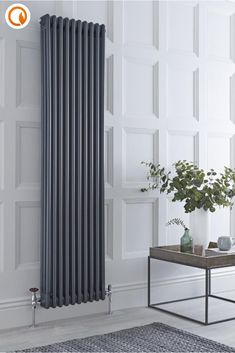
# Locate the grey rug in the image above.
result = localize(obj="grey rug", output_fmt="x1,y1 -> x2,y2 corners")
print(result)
17,322 -> 235,352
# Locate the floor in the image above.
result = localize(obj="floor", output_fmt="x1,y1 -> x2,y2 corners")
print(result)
1,297 -> 235,351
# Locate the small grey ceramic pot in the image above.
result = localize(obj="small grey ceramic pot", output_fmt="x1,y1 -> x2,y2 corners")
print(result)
217,236 -> 235,251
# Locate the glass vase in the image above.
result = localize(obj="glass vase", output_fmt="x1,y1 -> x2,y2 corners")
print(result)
180,229 -> 193,253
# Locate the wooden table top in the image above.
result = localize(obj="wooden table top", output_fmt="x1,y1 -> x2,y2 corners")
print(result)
150,245 -> 235,269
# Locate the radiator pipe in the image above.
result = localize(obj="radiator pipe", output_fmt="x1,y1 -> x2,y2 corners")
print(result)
29,288 -> 40,327
106,284 -> 112,315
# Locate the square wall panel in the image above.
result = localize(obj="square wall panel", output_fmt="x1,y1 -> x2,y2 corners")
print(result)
231,74 -> 235,123
167,2 -> 198,55
124,1 -> 158,47
16,41 -> 40,108
231,13 -> 235,62
207,64 -> 230,121
166,199 -> 190,245
105,55 -> 114,115
15,201 -> 40,269
167,131 -> 198,166
105,127 -> 113,187
0,122 -> 4,190
123,128 -> 158,184
167,66 -> 198,120
207,135 -> 230,172
0,38 -> 5,108
231,135 -> 235,170
206,10 -> 230,59
16,122 -> 40,188
105,199 -> 113,260
123,58 -> 158,118
0,203 -> 3,272
123,199 -> 157,258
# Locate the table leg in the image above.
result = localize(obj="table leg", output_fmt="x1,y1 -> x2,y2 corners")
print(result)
148,256 -> 150,307
205,269 -> 209,325
209,269 -> 211,295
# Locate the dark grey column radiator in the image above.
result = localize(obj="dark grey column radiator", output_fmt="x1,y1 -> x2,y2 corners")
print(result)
40,14 -> 105,309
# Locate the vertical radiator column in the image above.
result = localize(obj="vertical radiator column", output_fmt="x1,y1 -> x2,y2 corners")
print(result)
40,14 -> 106,309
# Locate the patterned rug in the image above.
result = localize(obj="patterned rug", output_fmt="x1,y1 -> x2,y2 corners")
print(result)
17,322 -> 235,352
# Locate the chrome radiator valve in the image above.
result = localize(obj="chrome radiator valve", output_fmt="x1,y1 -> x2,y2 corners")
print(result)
29,287 -> 39,327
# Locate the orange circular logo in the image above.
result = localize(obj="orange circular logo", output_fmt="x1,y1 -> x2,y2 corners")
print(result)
5,3 -> 31,29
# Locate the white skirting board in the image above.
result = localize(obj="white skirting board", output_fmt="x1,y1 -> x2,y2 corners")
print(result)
0,269 -> 235,330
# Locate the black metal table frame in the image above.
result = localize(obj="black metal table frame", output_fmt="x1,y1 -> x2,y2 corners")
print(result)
148,255 -> 235,325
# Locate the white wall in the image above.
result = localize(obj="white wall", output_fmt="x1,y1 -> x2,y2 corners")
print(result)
1,0 -> 235,329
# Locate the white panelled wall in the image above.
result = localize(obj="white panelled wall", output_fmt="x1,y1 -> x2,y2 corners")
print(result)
0,0 -> 235,329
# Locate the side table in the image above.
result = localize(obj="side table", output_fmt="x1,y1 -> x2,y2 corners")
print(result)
148,245 -> 235,325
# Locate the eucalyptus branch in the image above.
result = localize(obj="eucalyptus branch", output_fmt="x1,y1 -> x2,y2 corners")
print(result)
166,218 -> 188,230
141,160 -> 235,213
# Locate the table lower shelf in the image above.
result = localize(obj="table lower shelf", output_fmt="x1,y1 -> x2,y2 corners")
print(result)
148,255 -> 235,325
148,294 -> 235,325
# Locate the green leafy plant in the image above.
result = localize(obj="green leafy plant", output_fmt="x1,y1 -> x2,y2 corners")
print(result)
141,160 -> 235,213
166,218 -> 188,230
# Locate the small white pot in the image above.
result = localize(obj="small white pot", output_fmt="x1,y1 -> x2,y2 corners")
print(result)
190,208 -> 210,250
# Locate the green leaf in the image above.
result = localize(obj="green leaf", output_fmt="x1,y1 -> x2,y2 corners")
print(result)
140,160 -> 235,213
